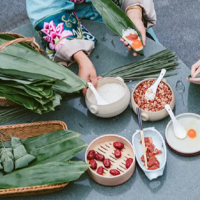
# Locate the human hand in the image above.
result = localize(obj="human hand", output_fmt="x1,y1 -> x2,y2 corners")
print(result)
74,51 -> 102,96
187,60 -> 200,84
120,7 -> 146,56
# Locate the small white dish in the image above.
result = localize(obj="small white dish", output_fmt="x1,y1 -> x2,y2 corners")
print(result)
132,127 -> 167,180
165,113 -> 200,155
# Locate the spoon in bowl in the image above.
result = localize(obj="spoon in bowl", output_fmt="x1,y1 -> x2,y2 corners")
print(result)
145,69 -> 166,100
87,82 -> 108,105
165,104 -> 187,139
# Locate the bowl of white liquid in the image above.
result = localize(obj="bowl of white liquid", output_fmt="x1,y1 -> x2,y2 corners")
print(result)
85,77 -> 130,118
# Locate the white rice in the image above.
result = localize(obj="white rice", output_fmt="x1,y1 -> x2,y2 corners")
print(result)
89,83 -> 126,105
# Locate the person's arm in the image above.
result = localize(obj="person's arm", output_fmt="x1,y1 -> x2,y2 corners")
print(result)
26,0 -> 99,92
74,51 -> 99,96
187,60 -> 200,84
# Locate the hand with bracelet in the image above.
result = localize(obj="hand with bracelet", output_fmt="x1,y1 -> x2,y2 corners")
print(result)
120,5 -> 146,56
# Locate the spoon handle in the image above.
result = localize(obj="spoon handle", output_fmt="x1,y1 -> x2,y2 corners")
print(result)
88,82 -> 101,104
154,69 -> 166,88
165,104 -> 177,123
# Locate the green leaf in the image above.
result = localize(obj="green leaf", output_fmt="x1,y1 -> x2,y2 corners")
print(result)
0,161 -> 89,188
188,74 -> 200,78
21,129 -> 87,165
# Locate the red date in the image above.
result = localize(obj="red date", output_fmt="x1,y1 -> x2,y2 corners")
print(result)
103,159 -> 111,168
126,158 -> 133,169
113,142 -> 124,150
114,149 -> 121,158
97,166 -> 104,175
110,169 -> 120,176
87,150 -> 96,160
89,160 -> 97,169
95,153 -> 105,161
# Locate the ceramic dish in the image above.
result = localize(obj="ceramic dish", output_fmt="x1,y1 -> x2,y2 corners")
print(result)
132,127 -> 167,180
85,134 -> 136,186
85,77 -> 130,118
131,78 -> 175,121
165,113 -> 200,155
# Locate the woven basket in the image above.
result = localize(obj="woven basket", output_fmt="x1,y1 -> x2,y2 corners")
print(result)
0,120 -> 69,197
0,32 -> 45,107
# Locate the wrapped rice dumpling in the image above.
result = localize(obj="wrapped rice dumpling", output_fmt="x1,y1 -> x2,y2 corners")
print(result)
0,148 -> 14,173
11,137 -> 35,169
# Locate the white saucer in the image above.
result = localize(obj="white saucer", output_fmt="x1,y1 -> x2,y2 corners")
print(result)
165,113 -> 200,155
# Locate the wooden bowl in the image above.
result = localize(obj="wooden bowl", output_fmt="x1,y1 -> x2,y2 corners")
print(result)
85,134 -> 135,186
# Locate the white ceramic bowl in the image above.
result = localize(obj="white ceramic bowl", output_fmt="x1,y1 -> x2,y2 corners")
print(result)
132,127 -> 167,180
85,77 -> 130,118
85,134 -> 136,186
131,78 -> 175,121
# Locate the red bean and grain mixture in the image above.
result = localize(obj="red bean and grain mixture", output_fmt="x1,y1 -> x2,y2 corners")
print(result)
134,80 -> 172,112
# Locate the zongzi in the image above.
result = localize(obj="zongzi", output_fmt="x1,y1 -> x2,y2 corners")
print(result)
11,137 -> 35,169
0,148 -> 14,173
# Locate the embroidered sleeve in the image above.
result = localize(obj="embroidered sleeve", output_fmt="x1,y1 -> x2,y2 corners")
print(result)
121,0 -> 156,29
35,11 -> 96,67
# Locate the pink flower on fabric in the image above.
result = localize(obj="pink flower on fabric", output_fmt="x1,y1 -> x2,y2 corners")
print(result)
41,20 -> 73,50
60,30 -> 73,38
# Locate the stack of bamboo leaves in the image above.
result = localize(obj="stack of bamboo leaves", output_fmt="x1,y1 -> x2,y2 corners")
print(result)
0,129 -> 88,188
102,49 -> 179,81
0,34 -> 87,114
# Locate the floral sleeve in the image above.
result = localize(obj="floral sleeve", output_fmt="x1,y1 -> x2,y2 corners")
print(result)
35,11 -> 96,67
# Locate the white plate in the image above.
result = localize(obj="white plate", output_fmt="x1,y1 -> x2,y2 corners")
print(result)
165,113 -> 200,155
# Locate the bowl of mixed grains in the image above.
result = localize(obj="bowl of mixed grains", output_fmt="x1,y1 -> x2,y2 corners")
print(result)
131,78 -> 175,121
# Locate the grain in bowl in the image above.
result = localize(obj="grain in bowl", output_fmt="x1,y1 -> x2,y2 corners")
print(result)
134,80 -> 172,112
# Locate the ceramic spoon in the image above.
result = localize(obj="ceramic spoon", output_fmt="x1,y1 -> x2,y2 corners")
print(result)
145,69 -> 166,100
165,104 -> 187,139
87,82 -> 108,105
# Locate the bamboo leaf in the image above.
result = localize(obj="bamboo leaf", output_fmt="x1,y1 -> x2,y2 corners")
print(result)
0,161 -> 89,189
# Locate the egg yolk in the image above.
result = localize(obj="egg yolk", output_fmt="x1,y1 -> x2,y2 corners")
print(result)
187,129 -> 197,138
132,40 -> 143,49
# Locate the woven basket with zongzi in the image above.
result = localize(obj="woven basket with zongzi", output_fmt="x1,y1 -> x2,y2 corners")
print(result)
0,120 -> 68,197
